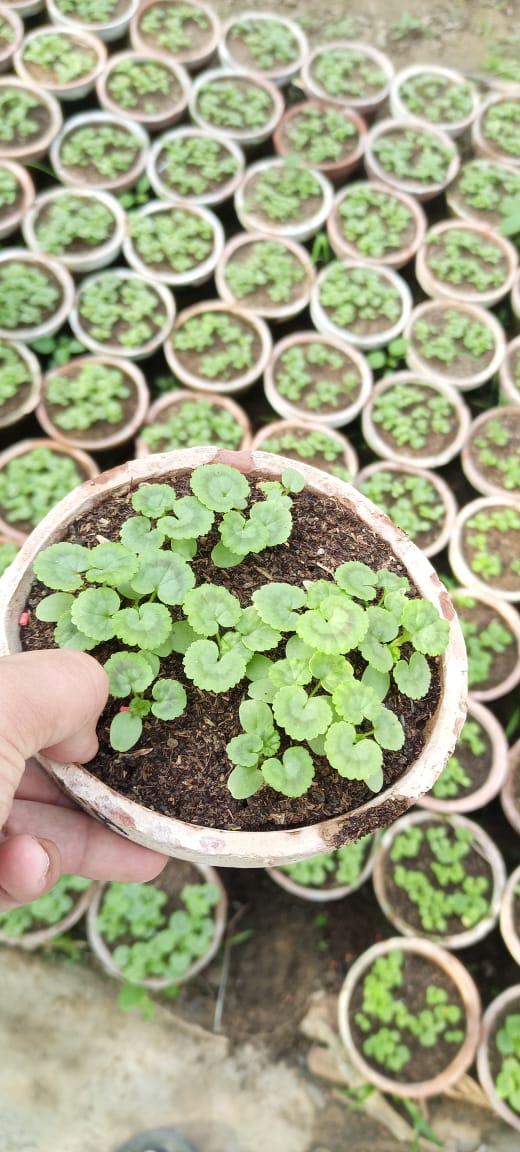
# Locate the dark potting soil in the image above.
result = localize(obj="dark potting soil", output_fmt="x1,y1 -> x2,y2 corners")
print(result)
22,473 -> 441,833
461,519 -> 520,594
243,170 -> 324,225
61,133 -> 140,186
33,200 -> 116,256
411,307 -> 496,379
441,717 -> 493,800
171,313 -> 263,383
273,348 -> 363,417
26,39 -> 97,86
96,858 -> 212,951
374,402 -> 461,461
454,597 -> 519,693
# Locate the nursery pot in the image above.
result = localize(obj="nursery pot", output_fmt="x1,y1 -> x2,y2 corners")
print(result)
250,419 -> 359,480
477,985 -> 520,1133
450,585 -> 520,704
135,389 -> 252,458
448,495 -> 520,603
265,833 -> 378,903
354,460 -> 458,559
500,737 -> 520,837
0,870 -> 97,952
37,356 -> 150,452
499,863 -> 520,967
418,696 -> 509,815
0,447 -> 467,868
0,160 -> 35,240
0,437 -> 99,544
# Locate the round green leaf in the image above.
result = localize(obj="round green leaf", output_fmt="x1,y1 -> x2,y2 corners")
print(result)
132,549 -> 195,605
158,496 -> 214,540
35,592 -> 73,622
393,651 -> 431,699
104,650 -> 155,697
273,685 -> 332,740
114,602 -> 172,649
110,710 -> 143,752
184,583 -> 242,636
261,746 -> 315,798
183,639 -> 248,692
70,586 -> 120,641
227,764 -> 264,799
33,542 -> 89,591
252,583 -> 306,631
151,679 -> 187,720
86,543 -> 139,587
131,483 -> 177,517
190,463 -> 249,511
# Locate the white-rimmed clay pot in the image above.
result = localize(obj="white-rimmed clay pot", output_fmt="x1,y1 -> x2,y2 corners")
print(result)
86,859 -> 227,987
418,697 -> 509,815
0,339 -> 41,430
0,874 -> 97,951
301,39 -> 394,116
0,159 -> 35,240
0,5 -> 23,72
215,231 -> 315,323
265,834 -> 378,902
96,49 -> 191,132
404,298 -> 506,392
472,93 -> 520,169
501,738 -> 520,837
263,331 -> 372,430
461,406 -> 520,498
364,116 -> 460,202
451,585 -> 520,704
6,0 -> 43,15
416,219 -> 518,309
361,372 -> 471,469
46,0 -> 140,42
123,198 -> 224,289
135,389 -> 252,458
477,985 -> 520,1132
129,0 -> 221,72
234,157 -> 334,244
449,495 -> 520,604
389,64 -> 479,139
0,76 -> 62,163
250,419 -> 359,480
218,11 -> 308,87
499,864 -> 520,967
500,336 -> 520,406
0,437 -> 99,544
164,301 -> 271,395
37,355 -> 150,452
0,445 -> 467,867
446,157 -> 520,229
372,809 -> 506,949
338,935 -> 481,1099
189,67 -> 284,149
355,460 -> 457,559
49,110 -> 149,193
70,268 -> 175,361
0,248 -> 74,343
146,125 -> 245,208
13,23 -> 107,101
272,100 -> 366,186
310,260 -> 412,352
22,186 -> 126,275
327,180 -> 427,269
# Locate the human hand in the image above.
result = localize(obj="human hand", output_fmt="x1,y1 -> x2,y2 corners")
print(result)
0,650 -> 167,912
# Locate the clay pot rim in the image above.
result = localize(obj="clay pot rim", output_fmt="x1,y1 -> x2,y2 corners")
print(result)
448,494 -> 520,604
164,300 -> 272,395
364,115 -> 461,202
360,369 -> 471,469
215,230 -> 316,322
355,459 -> 458,559
265,832 -> 380,902
272,99 -> 367,178
134,388 -> 253,458
0,159 -> 35,240
404,297 -> 506,391
46,0 -> 140,41
122,197 -> 225,289
415,218 -> 518,308
250,419 -> 359,479
301,39 -> 395,114
69,266 -> 175,361
96,47 -> 192,128
49,109 -> 149,192
499,862 -> 520,966
451,584 -> 520,703
327,178 -> 427,269
13,22 -> 108,95
234,155 -> 335,244
189,66 -> 284,147
263,329 -> 372,430
0,5 -> 23,69
472,93 -> 520,169
499,335 -> 520,406
218,10 -> 309,86
446,156 -> 520,227
0,875 -> 97,951
337,934 -> 481,1099
389,63 -> 480,138
146,125 -> 245,207
310,259 -> 413,352
129,0 -> 221,71
21,186 -> 126,274
0,75 -> 62,161
0,436 -> 99,544
461,404 -> 520,497
418,695 -> 509,814
0,339 -> 41,430
477,984 -> 520,1132
37,355 -> 150,452
0,246 -> 75,342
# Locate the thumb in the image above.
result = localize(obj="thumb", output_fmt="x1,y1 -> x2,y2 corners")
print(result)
0,650 -> 108,832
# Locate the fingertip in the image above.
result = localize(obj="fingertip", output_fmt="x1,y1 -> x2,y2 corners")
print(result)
0,834 -> 61,909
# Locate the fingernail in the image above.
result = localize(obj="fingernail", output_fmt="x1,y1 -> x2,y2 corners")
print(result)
32,838 -> 51,889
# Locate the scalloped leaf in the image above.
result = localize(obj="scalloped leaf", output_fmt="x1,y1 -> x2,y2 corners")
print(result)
35,592 -> 73,622
249,498 -> 293,547
190,463 -> 249,512
54,609 -> 97,651
261,746 -> 314,798
184,583 -> 242,636
361,665 -> 390,701
110,710 -> 143,752
85,543 -> 139,588
332,680 -> 382,725
324,722 -> 383,790
132,548 -> 195,605
183,639 -> 248,692
373,707 -> 405,751
237,606 -> 281,653
401,599 -> 450,656
335,561 -> 379,601
151,678 -> 187,720
33,542 -> 89,591
304,580 -> 345,610
308,652 -> 354,692
227,764 -> 264,800
273,685 -> 332,740
104,650 -> 155,697
169,620 -> 198,654
393,651 -> 431,699
119,515 -> 165,552
70,586 -> 120,642
252,583 -> 306,631
226,732 -> 263,768
296,599 -> 368,654
131,483 -> 177,518
210,541 -> 243,568
268,657 -> 312,689
114,602 -> 172,649
158,496 -> 214,540
219,510 -> 268,556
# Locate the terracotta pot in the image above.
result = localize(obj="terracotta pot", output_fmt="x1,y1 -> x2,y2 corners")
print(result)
0,248 -> 75,342
500,336 -> 520,406
49,110 -> 149,193
234,157 -> 334,244
0,445 -> 467,867
273,100 -> 366,185
86,859 -> 227,987
364,116 -> 460,202
265,833 -> 379,902
189,67 -> 284,148
217,11 -> 308,87
164,301 -> 271,395
263,331 -> 372,430
416,219 -> 518,309
129,0 -> 221,71
13,23 -> 107,101
0,338 -> 41,430
0,76 -> 62,163
46,0 -> 140,42
477,985 -> 520,1133
301,40 -> 394,116
122,198 -> 224,289
0,437 -> 99,544
372,809 -> 506,949
500,738 -> 520,837
0,159 -> 35,241
499,864 -> 520,966
21,186 -> 126,274
215,231 -> 316,323
418,697 -> 509,815
327,179 -> 427,269
310,260 -> 413,352
404,298 -> 506,392
37,356 -> 150,452
69,267 -> 176,361
250,419 -> 359,480
361,371 -> 471,469
472,94 -> 520,169
448,495 -> 520,604
355,460 -> 457,559
0,5 -> 23,72
146,125 -> 245,208
96,49 -> 191,132
135,389 -> 252,457
389,64 -> 480,139
450,585 -> 520,703
446,157 -> 520,229
337,935 -> 481,1099
461,406 -> 520,498
0,872 -> 97,952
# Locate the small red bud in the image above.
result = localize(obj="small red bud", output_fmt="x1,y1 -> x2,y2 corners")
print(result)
119,706 -> 130,712
18,611 -> 30,626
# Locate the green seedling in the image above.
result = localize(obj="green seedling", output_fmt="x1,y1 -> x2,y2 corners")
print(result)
464,507 -> 520,583
357,470 -> 444,542
34,194 -> 116,257
318,263 -> 403,331
371,383 -> 455,451
283,104 -> 358,166
280,835 -> 373,887
30,333 -> 87,368
129,207 -> 214,274
152,133 -> 239,198
258,428 -> 350,479
60,124 -> 141,180
0,165 -> 18,210
312,46 -> 386,99
473,415 -> 520,492
0,874 -> 91,937
338,186 -> 415,259
107,58 -> 178,114
172,310 -> 257,379
373,127 -> 456,185
22,31 -> 96,83
77,273 -> 168,350
0,342 -> 32,406
454,159 -> 520,224
0,18 -> 14,45
412,309 -> 495,367
453,592 -> 515,689
482,101 -> 520,161
196,77 -> 274,132
45,362 -> 131,432
0,261 -> 62,332
389,821 -> 492,934
140,397 -> 243,452
274,340 -> 360,411
0,88 -> 44,144
224,240 -> 306,305
426,227 -> 507,292
229,17 -> 298,68
51,0 -> 122,21
0,448 -> 85,528
244,161 -> 323,222
139,2 -> 209,53
431,718 -> 487,799
398,73 -> 474,124
495,1013 -> 520,1113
